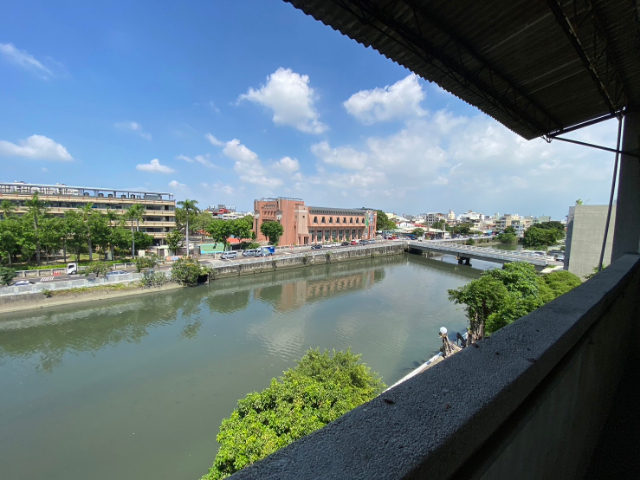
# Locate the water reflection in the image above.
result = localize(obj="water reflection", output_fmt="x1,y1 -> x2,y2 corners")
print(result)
0,256 -> 401,373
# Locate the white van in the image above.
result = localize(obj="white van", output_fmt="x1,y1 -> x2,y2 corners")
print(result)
66,263 -> 78,275
220,251 -> 239,260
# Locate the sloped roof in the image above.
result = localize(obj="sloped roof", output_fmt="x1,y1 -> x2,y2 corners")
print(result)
284,0 -> 640,140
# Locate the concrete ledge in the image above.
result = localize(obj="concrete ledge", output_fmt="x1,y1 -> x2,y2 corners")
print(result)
229,254 -> 640,479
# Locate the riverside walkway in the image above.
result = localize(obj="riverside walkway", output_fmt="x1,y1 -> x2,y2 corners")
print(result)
407,240 -> 562,269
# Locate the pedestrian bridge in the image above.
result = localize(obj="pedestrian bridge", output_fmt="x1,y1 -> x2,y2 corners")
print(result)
407,241 -> 562,269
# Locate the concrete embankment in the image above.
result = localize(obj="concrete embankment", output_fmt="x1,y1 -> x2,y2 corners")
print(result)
0,243 -> 405,315
0,283 -> 183,315
208,243 -> 405,279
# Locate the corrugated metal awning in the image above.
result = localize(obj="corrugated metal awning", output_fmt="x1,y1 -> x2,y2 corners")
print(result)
284,0 -> 640,140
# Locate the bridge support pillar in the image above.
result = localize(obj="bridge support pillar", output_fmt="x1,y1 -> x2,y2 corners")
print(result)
458,256 -> 471,266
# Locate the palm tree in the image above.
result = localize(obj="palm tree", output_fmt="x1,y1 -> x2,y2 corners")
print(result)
105,208 -> 118,260
0,200 -> 16,219
25,192 -> 48,265
125,204 -> 145,258
78,203 -> 95,262
177,199 -> 200,257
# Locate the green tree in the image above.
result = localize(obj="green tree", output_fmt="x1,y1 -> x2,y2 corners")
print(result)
177,199 -> 200,257
466,238 -> 475,245
522,227 -> 559,248
207,219 -> 234,249
260,221 -> 284,246
375,210 -> 396,231
448,262 -> 581,339
0,217 -> 21,265
39,217 -> 65,264
496,232 -> 518,244
0,200 -> 16,219
452,223 -> 473,235
64,210 -> 88,262
25,192 -> 48,265
125,204 -> 145,258
504,225 -> 517,235
412,228 -> 425,238
133,231 -> 153,251
78,203 -> 96,261
85,262 -> 110,277
0,266 -> 16,286
231,218 -> 252,242
202,349 -> 385,480
171,257 -> 204,286
431,219 -> 447,231
166,228 -> 182,255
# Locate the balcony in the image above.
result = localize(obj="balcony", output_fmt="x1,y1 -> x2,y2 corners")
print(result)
230,254 -> 640,479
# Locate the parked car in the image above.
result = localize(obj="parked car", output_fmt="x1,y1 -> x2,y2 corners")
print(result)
369,239 -> 376,244
220,251 -> 238,260
243,249 -> 258,257
341,241 -> 350,246
13,280 -> 34,286
351,240 -> 358,245
311,244 -> 323,250
106,270 -> 128,277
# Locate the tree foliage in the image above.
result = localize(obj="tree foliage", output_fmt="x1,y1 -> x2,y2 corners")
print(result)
431,219 -> 447,231
260,221 -> 284,246
202,349 -> 385,480
504,226 -> 517,235
375,210 -> 396,231
412,228 -> 425,238
522,227 -> 559,248
171,257 -> 205,286
0,266 -> 16,286
166,228 -> 183,254
497,232 -> 518,244
448,263 -> 581,336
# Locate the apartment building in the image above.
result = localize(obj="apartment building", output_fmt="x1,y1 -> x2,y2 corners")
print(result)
254,197 -> 377,245
0,182 -> 176,245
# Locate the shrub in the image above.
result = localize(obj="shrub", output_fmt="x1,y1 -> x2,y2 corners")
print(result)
84,262 -> 110,277
171,258 -> 204,286
466,238 -> 475,245
0,267 -> 16,286
142,271 -> 167,288
201,349 -> 384,480
135,254 -> 160,272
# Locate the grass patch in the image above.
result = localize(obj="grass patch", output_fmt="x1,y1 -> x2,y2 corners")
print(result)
47,283 -> 139,297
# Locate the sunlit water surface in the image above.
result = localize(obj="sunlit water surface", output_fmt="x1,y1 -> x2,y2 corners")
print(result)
0,254 -> 491,480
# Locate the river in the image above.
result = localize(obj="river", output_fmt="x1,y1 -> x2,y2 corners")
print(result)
0,253 -> 489,480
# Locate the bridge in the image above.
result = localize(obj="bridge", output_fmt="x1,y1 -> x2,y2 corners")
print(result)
407,241 -> 562,269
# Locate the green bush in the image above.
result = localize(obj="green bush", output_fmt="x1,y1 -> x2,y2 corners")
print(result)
84,262 -> 110,277
0,267 -> 16,286
496,233 -> 517,244
466,238 -> 475,245
141,271 -> 167,288
171,258 -> 204,286
135,254 -> 160,272
201,349 -> 384,480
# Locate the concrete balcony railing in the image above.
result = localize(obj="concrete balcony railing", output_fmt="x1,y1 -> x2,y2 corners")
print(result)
229,254 -> 640,480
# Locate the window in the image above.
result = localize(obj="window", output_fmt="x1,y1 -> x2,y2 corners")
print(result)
356,218 -> 359,224
314,216 -> 318,223
322,217 -> 325,223
350,218 -> 353,224
343,217 -> 347,224
329,217 -> 333,223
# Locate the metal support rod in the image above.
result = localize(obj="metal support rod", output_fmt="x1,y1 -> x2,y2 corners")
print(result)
545,135 -> 640,159
598,115 -> 624,272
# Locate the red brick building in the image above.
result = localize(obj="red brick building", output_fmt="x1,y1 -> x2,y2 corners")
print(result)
253,197 -> 377,246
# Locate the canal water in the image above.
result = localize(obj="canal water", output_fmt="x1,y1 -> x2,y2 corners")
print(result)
0,254 -> 488,480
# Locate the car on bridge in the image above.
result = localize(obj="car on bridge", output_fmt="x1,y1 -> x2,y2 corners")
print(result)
311,244 -> 323,250
106,270 -> 128,277
220,251 -> 239,260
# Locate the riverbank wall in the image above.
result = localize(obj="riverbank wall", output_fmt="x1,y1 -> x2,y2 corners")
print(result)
0,244 -> 405,315
207,243 -> 406,280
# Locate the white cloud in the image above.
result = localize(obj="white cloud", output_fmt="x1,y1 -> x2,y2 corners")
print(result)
272,156 -> 300,173
0,134 -> 73,161
0,43 -> 67,80
222,138 -> 283,187
169,180 -> 186,189
344,74 -> 426,124
311,141 -> 368,170
115,121 -> 152,140
176,153 -> 215,168
205,133 -> 225,146
238,68 -> 327,134
136,159 -> 174,174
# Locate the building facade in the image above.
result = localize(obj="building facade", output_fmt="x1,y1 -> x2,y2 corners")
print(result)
0,182 -> 175,245
253,197 -> 377,245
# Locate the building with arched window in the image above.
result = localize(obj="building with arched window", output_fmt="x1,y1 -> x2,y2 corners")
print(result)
253,197 -> 377,245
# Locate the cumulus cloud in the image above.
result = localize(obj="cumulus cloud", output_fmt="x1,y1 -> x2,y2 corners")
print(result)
239,68 -> 327,134
136,159 -> 174,173
311,141 -> 368,170
115,121 -> 152,140
273,156 -> 300,173
222,138 -> 283,187
176,153 -> 215,168
205,133 -> 225,146
0,134 -> 73,161
344,74 -> 426,124
0,43 -> 67,79
169,180 -> 186,189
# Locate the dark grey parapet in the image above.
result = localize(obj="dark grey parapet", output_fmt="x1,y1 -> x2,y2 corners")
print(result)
229,254 -> 640,480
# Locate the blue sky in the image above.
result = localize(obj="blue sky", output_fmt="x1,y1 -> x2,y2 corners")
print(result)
0,0 -> 618,219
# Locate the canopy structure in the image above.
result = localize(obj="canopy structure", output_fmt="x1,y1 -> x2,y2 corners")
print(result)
284,0 -> 640,140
